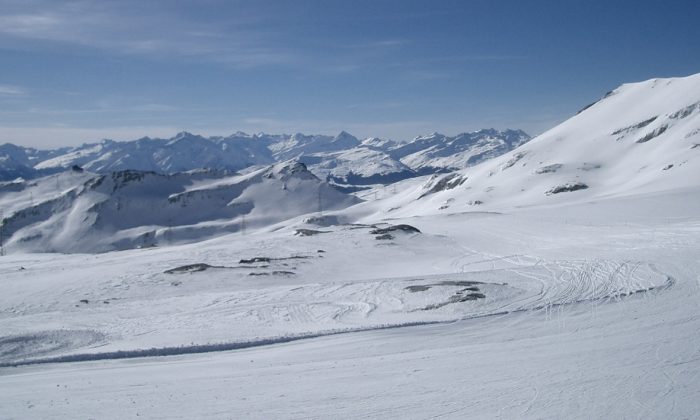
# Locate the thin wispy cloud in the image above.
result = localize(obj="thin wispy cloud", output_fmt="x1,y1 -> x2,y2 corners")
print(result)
1,1 -> 697,148
0,0 -> 302,68
0,2 -> 421,72
0,84 -> 25,95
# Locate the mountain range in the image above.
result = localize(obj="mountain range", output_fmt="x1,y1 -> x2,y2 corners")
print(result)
1,73 -> 699,254
0,129 -> 530,188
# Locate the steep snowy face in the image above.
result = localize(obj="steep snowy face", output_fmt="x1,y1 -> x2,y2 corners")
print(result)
0,155 -> 34,180
293,130 -> 529,189
0,144 -> 50,180
0,161 -> 360,253
388,73 -> 700,215
391,129 -> 531,172
360,137 -> 402,151
299,147 -> 415,188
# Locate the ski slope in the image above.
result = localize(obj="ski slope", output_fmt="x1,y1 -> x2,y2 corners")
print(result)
1,186 -> 699,418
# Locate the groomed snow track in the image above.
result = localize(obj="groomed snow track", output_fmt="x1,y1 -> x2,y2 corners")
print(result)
0,260 -> 672,368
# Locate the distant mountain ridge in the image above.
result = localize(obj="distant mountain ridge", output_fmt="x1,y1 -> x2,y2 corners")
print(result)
0,129 -> 531,187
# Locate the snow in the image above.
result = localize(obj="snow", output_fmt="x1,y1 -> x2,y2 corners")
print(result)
1,185 -> 699,418
1,73 -> 700,418
1,129 -> 529,186
0,161 -> 359,253
356,73 -> 700,218
393,129 -> 530,172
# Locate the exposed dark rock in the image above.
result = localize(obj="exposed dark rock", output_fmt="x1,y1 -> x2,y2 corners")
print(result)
240,255 -> 312,264
546,182 -> 589,195
375,233 -> 394,240
502,152 -> 526,170
239,257 -> 271,264
611,116 -> 658,135
295,229 -> 328,236
327,169 -> 418,188
578,163 -> 602,171
419,173 -> 467,199
535,164 -> 563,174
248,270 -> 295,276
421,292 -> 486,310
370,224 -> 421,235
576,101 -> 598,114
576,90 -> 616,114
636,124 -> 669,143
438,280 -> 483,287
303,215 -> 340,227
164,263 -> 218,274
406,285 -> 431,292
669,101 -> 700,120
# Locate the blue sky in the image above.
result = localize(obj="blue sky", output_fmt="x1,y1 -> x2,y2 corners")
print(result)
1,0 -> 699,148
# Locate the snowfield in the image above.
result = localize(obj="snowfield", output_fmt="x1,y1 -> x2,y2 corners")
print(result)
1,187 -> 699,419
1,74 -> 700,419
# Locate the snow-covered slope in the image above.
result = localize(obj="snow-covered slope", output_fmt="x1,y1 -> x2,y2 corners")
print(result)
0,161 -> 359,253
0,143 -> 67,180
2,74 -> 700,420
390,129 -> 530,173
298,130 -> 531,189
299,147 -> 415,189
374,74 -> 700,216
268,131 -> 362,160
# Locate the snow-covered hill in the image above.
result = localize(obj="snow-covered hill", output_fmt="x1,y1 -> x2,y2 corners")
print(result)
0,161 -> 359,253
299,147 -> 415,190
370,74 -> 700,216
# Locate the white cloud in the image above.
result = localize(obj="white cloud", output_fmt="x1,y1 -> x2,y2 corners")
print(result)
0,2 -> 423,71
0,84 -> 25,95
0,1 -> 304,69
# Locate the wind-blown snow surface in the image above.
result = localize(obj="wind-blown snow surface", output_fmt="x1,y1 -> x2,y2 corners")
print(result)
0,187 -> 699,418
1,74 -> 700,419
